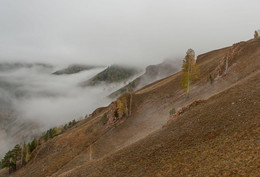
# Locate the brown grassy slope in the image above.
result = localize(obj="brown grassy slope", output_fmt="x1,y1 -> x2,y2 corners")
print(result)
59,38 -> 260,176
49,43 -> 231,177
80,42 -> 234,165
6,38 -> 260,177
61,70 -> 260,177
9,105 -> 115,177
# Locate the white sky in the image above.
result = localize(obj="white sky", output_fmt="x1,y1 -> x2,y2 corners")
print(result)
0,0 -> 259,66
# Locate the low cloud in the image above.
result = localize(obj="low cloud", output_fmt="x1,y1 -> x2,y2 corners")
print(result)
0,64 -> 129,157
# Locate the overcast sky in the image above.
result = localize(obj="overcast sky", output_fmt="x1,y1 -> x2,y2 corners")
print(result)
0,0 -> 259,66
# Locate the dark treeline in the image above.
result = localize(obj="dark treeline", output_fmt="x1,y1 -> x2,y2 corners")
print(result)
0,119 -> 77,174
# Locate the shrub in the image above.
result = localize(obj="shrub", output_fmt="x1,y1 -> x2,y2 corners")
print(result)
169,108 -> 176,115
209,74 -> 214,84
101,113 -> 108,125
114,110 -> 119,118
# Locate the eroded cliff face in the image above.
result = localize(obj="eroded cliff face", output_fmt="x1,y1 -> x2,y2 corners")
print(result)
213,38 -> 260,78
214,41 -> 247,76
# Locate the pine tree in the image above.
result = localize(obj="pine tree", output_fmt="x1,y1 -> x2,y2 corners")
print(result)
8,145 -> 21,171
1,149 -> 16,173
28,139 -> 37,153
21,143 -> 27,166
181,49 -> 200,97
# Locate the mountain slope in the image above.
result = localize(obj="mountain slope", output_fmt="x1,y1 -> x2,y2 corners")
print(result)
3,38 -> 260,177
81,65 -> 140,86
52,64 -> 97,75
109,59 -> 181,98
61,70 -> 260,177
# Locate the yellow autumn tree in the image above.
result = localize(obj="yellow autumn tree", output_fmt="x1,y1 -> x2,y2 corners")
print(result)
181,49 -> 200,97
116,94 -> 130,118
117,99 -> 125,118
254,30 -> 259,39
25,148 -> 30,163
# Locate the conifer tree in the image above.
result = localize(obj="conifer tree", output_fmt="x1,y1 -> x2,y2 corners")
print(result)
21,143 -> 27,166
181,49 -> 200,97
28,139 -> 37,153
13,145 -> 21,169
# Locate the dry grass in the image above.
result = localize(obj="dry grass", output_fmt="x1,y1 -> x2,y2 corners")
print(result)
62,70 -> 260,177
2,38 -> 259,177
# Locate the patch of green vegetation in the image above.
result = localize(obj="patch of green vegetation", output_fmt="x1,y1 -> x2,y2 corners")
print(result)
53,64 -> 96,75
43,128 -> 57,142
169,108 -> 176,115
101,113 -> 108,125
88,65 -> 138,85
209,74 -> 214,84
0,118 -> 79,174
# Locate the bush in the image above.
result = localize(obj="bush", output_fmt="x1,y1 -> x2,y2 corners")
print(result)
169,108 -> 176,115
114,110 -> 119,118
101,113 -> 108,125
209,74 -> 214,84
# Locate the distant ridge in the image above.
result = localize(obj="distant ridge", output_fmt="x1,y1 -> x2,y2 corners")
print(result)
81,65 -> 140,86
109,59 -> 181,98
52,64 -> 98,75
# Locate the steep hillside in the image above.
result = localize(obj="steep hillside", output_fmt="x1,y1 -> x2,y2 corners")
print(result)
61,69 -> 260,177
81,65 -> 140,86
2,38 -> 259,177
57,38 -> 260,176
109,59 -> 181,98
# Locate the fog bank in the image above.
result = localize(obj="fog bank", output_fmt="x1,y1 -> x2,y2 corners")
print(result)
0,64 -> 131,157
0,0 -> 259,67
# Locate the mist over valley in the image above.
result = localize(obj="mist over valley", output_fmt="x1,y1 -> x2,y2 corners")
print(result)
0,62 -> 139,157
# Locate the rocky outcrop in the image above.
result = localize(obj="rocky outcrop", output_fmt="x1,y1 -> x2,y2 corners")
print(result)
213,42 -> 247,77
168,99 -> 205,122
